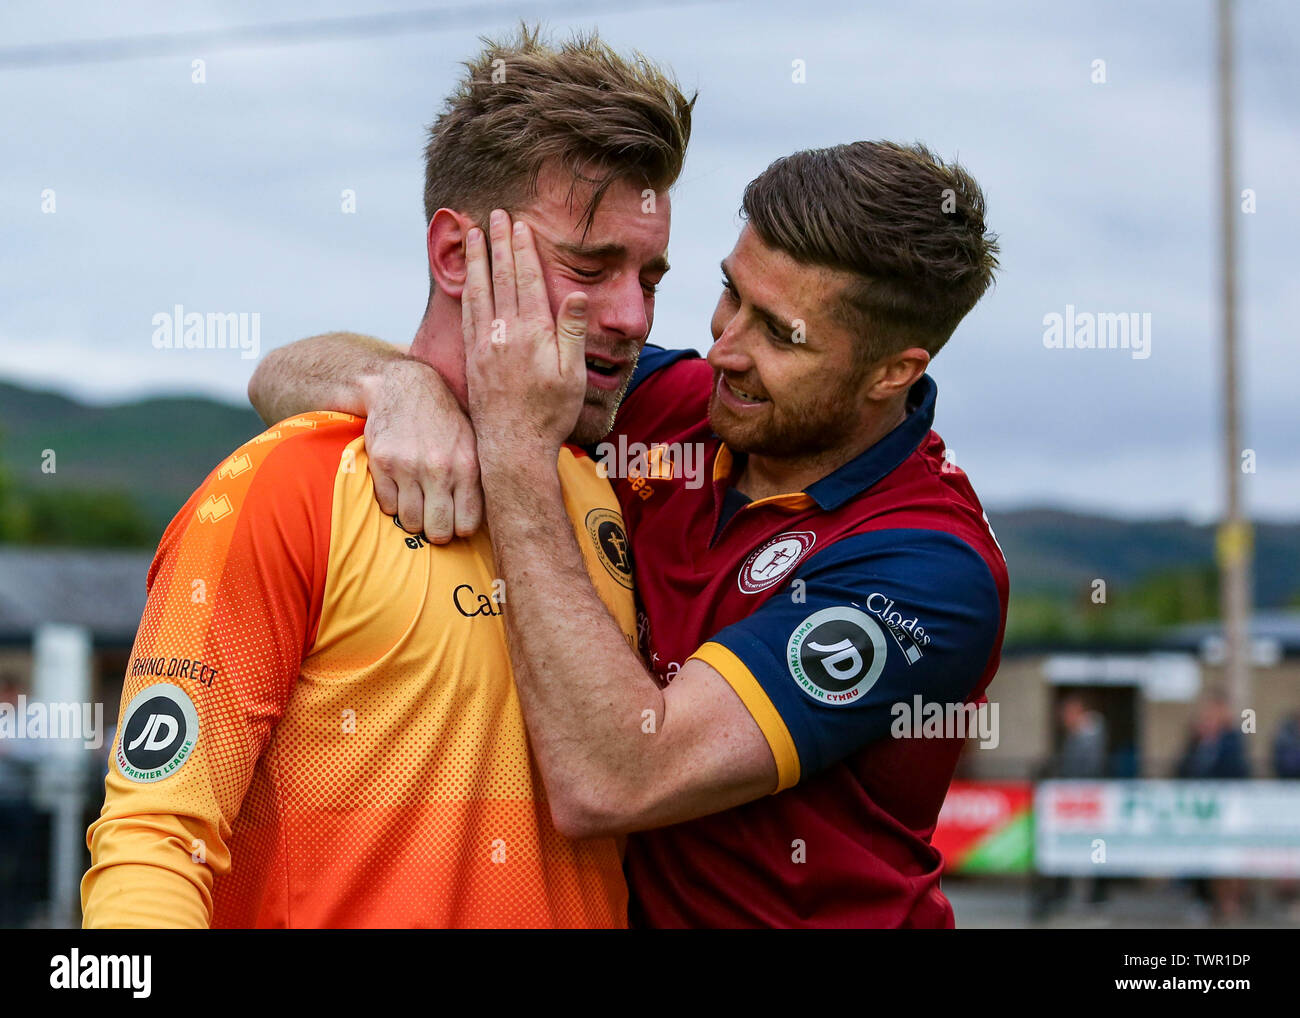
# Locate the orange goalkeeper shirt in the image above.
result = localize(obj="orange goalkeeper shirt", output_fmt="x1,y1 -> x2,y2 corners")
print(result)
81,411 -> 636,928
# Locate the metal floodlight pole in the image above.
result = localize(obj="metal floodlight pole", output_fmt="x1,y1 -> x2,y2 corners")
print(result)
1216,0 -> 1251,712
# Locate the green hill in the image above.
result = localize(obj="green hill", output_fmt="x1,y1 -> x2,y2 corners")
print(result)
986,507 -> 1300,645
0,380 -> 265,536
989,506 -> 1300,610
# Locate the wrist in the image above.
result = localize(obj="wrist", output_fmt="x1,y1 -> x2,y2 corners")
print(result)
478,435 -> 559,474
360,355 -> 454,416
479,444 -> 561,498
356,370 -> 385,416
358,356 -> 415,415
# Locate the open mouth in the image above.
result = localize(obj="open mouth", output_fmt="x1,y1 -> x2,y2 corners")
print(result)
724,378 -> 769,403
585,355 -> 621,377
584,352 -> 628,392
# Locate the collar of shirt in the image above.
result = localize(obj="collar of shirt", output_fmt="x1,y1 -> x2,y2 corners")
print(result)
711,373 -> 938,517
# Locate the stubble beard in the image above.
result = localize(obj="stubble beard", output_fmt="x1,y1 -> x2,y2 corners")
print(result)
708,367 -> 866,461
567,344 -> 642,447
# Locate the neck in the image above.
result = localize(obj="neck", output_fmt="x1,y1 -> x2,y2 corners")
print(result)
736,397 -> 910,501
408,291 -> 470,412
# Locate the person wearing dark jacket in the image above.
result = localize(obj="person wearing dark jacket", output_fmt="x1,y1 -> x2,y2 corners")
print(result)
1176,690 -> 1250,921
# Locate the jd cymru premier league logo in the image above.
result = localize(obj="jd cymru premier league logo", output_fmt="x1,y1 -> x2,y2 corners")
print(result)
787,606 -> 887,706
116,684 -> 200,783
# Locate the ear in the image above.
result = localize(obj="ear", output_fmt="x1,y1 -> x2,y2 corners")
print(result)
865,347 -> 931,401
427,208 -> 476,298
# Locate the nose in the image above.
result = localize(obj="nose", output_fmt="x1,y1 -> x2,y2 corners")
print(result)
707,312 -> 753,376
594,271 -> 650,343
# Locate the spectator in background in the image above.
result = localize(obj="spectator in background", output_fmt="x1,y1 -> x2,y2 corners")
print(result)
1272,711 -> 1300,779
1176,689 -> 1249,922
1033,694 -> 1110,918
1058,694 -> 1108,779
1271,711 -> 1300,919
1176,690 -> 1250,781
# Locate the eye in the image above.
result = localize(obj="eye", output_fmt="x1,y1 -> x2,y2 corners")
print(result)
765,319 -> 791,343
641,280 -> 659,297
720,276 -> 737,298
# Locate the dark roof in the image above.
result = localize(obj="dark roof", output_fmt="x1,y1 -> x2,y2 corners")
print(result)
1003,610 -> 1300,659
0,547 -> 152,645
1166,610 -> 1300,656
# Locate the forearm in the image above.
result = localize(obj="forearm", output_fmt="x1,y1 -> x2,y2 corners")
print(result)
482,461 -> 664,835
247,332 -> 408,425
82,813 -> 219,928
82,862 -> 211,929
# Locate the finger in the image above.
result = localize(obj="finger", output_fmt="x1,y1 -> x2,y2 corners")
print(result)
422,489 -> 455,545
555,290 -> 589,383
488,209 -> 517,324
395,479 -> 425,535
452,474 -> 484,538
461,259 -> 477,356
512,220 -> 549,328
463,226 -> 494,357
372,469 -> 400,518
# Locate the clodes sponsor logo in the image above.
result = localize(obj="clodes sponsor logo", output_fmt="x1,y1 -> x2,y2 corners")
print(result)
737,531 -> 815,594
865,592 -> 930,665
585,508 -> 633,589
786,605 -> 886,706
115,684 -> 199,783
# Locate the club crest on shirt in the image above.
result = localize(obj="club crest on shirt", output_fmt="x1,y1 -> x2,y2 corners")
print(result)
786,606 -> 887,706
737,531 -> 816,594
585,508 -> 634,590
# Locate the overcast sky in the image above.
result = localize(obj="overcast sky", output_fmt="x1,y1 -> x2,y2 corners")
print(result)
2,0 -> 1297,521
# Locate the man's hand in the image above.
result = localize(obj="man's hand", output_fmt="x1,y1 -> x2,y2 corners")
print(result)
360,358 -> 482,542
460,209 -> 589,469
247,331 -> 483,543
454,208 -> 777,838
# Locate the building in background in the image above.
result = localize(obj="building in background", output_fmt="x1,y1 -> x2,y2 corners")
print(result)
0,548 -> 149,927
960,613 -> 1300,783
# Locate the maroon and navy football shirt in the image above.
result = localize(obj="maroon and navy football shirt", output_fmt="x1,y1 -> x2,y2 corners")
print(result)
601,345 -> 1009,928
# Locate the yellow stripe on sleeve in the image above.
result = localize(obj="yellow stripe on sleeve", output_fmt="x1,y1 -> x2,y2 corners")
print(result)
689,641 -> 801,793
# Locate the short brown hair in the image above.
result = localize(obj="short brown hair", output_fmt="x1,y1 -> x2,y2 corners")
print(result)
424,24 -> 695,246
741,141 -> 999,362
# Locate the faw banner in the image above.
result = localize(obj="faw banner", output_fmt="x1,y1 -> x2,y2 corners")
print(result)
1035,780 -> 1300,877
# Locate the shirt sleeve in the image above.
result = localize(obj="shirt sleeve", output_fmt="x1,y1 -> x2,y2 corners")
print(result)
688,528 -> 1003,792
80,413 -> 353,928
